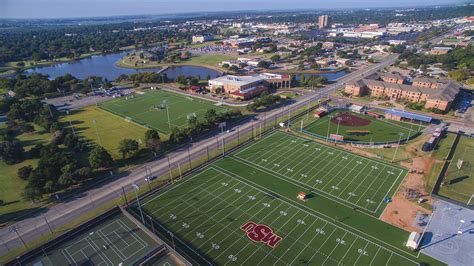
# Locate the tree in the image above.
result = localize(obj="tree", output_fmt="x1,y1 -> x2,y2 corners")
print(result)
118,139 -> 139,159
257,61 -> 271,69
144,129 -> 161,152
22,185 -> 42,202
270,54 -> 281,62
204,109 -> 218,125
18,165 -> 33,180
89,145 -> 113,169
0,140 -> 24,164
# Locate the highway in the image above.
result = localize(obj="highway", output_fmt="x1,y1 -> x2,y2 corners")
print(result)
0,54 -> 399,259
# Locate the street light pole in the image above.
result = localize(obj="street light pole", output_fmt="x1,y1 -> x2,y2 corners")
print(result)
132,183 -> 145,224
326,115 -> 333,141
92,119 -> 102,146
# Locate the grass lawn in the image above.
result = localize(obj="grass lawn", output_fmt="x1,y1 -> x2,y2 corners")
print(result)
0,124 -> 51,224
439,135 -> 474,205
184,54 -> 237,67
301,110 -> 423,143
61,106 -> 147,158
134,131 -> 440,265
99,90 -> 228,134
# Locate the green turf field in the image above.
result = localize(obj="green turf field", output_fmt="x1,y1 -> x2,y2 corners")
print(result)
136,131 -> 439,265
439,135 -> 474,205
301,110 -> 422,143
234,131 -> 407,216
23,214 -> 159,265
99,90 -> 227,134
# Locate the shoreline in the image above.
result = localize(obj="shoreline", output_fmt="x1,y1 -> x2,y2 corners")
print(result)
265,66 -> 348,75
115,58 -> 225,74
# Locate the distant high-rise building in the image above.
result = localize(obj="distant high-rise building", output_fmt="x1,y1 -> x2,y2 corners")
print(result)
318,15 -> 329,28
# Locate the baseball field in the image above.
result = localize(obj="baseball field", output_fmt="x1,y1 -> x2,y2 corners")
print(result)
301,110 -> 422,144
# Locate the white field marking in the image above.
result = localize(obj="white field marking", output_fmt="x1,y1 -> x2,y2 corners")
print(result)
353,242 -> 370,265
166,178 -> 241,224
180,185 -> 258,238
242,133 -> 295,163
272,140 -> 329,176
233,131 -> 282,157
263,216 -> 315,265
285,144 -> 334,183
175,182 -> 252,237
321,232 -> 348,265
85,236 -> 113,265
150,175 -> 232,217
328,156 -> 368,194
96,230 -> 126,260
385,253 -> 393,266
98,220 -> 148,260
264,140 -> 312,171
338,235 -> 357,265
142,167 -> 220,206
148,215 -> 214,265
305,227 -> 339,264
336,158 -> 374,198
363,166 -> 398,211
234,208 -> 303,265
195,190 -> 281,248
369,247 -> 381,266
320,155 -> 358,190
231,156 -> 376,214
374,169 -> 405,215
355,164 -> 391,207
290,145 -> 332,180
304,148 -> 345,185
211,165 -> 421,261
288,219 -> 330,265
213,201 -> 289,264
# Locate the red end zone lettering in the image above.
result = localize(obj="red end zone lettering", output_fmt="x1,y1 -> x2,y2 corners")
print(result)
240,221 -> 283,248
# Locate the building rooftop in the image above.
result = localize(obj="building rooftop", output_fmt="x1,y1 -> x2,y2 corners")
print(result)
385,109 -> 433,123
210,75 -> 263,86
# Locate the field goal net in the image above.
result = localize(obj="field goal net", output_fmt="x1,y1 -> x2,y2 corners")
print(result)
457,159 -> 464,170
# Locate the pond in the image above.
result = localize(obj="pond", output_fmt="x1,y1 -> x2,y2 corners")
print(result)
24,52 -> 221,81
292,70 -> 347,81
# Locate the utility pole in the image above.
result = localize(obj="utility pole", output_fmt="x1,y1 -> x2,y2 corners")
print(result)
392,132 -> 404,163
9,226 -> 27,248
167,156 -> 173,184
92,119 -> 102,146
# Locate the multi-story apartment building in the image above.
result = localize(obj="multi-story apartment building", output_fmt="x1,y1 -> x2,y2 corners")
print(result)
344,73 -> 461,111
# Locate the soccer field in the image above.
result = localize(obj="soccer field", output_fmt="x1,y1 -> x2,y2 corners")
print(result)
302,110 -> 422,143
235,131 -> 406,216
135,131 -> 432,265
100,90 -> 227,134
439,135 -> 474,205
23,214 -> 159,265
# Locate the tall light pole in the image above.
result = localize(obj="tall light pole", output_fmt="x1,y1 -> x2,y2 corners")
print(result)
335,117 -> 342,136
457,219 -> 465,235
392,132 -> 404,163
92,119 -> 102,146
326,115 -> 333,141
132,183 -> 145,224
88,78 -> 98,107
219,122 -> 226,155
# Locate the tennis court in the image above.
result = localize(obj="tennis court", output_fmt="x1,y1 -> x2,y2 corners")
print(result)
99,90 -> 227,134
234,131 -> 407,216
23,214 -> 159,266
140,167 -> 419,265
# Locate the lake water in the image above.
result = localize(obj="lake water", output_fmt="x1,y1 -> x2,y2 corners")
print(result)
292,70 -> 347,81
25,52 -> 221,81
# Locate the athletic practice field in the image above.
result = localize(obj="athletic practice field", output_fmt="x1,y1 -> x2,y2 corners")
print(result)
234,131 -> 407,216
24,214 -> 159,265
137,131 -> 438,265
100,90 -> 227,133
301,110 -> 422,143
439,134 -> 474,205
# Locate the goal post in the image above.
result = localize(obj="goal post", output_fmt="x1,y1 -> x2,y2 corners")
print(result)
456,159 -> 463,170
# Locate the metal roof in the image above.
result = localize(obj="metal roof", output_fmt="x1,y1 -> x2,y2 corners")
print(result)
385,109 -> 433,123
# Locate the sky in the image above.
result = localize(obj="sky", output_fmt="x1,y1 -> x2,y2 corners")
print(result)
0,0 -> 467,19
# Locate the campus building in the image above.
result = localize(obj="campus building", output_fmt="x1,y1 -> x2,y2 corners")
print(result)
345,73 -> 461,111
208,73 -> 291,100
318,15 -> 329,28
192,35 -> 213,43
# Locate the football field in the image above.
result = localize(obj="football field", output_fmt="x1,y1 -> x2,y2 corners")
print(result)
100,90 -> 227,133
234,131 -> 406,216
137,131 -> 429,265
140,166 -> 417,265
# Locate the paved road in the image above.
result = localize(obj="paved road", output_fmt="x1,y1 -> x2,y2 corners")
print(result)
0,54 -> 397,259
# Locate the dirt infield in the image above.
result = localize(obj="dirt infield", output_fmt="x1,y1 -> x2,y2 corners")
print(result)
330,112 -> 371,127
